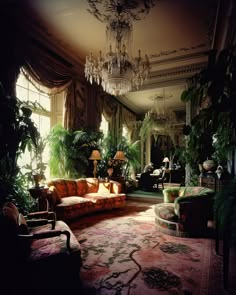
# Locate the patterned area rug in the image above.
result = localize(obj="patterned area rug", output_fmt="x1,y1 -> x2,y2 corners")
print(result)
69,201 -> 224,295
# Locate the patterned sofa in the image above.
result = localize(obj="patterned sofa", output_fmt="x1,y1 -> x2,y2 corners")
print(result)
154,186 -> 215,237
46,178 -> 126,221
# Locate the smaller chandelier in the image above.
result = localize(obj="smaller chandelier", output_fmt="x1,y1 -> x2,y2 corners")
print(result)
147,90 -> 176,128
85,4 -> 150,96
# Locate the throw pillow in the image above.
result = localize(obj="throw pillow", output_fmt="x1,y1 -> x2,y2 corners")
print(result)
98,182 -> 111,194
86,178 -> 99,193
76,179 -> 88,196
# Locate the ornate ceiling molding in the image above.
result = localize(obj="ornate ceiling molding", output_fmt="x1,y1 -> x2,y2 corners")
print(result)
87,0 -> 157,22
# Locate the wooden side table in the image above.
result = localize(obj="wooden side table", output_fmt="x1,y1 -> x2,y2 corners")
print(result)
199,173 -> 217,191
28,186 -> 50,211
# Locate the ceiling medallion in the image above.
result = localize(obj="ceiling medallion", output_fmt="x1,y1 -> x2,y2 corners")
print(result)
85,1 -> 155,96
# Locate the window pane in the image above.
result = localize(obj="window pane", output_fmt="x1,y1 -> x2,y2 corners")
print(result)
39,94 -> 51,111
29,81 -> 38,92
100,115 -> 108,136
17,74 -> 28,88
28,91 -> 39,103
16,86 -> 28,101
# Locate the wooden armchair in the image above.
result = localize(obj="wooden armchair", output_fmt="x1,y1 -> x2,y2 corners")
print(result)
0,202 -> 82,295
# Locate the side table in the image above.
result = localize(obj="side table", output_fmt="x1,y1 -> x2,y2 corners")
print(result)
28,186 -> 51,211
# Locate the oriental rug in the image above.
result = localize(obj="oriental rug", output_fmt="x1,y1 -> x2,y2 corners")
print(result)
69,201 -> 225,295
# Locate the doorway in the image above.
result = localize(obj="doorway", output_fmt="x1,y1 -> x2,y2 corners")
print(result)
151,134 -> 174,168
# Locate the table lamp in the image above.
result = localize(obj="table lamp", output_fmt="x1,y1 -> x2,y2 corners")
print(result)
163,157 -> 170,168
89,150 -> 101,178
114,151 -> 127,161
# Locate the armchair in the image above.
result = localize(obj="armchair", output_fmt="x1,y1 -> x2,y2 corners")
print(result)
1,202 -> 82,295
154,186 -> 215,237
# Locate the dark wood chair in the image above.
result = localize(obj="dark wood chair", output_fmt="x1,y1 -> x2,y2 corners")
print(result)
0,202 -> 82,295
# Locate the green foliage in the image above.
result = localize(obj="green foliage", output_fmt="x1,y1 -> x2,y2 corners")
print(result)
19,135 -> 48,187
98,135 -> 141,178
0,82 -> 39,210
48,124 -> 103,178
181,48 -> 236,172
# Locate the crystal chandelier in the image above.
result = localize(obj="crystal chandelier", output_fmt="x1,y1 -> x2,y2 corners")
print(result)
84,3 -> 150,96
147,90 -> 176,127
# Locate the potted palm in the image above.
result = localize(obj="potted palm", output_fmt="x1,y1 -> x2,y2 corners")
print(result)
48,124 -> 103,178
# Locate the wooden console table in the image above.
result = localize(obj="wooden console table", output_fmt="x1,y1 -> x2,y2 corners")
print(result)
199,173 -> 220,191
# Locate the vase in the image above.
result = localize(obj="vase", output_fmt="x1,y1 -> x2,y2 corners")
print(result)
107,168 -> 113,177
203,159 -> 216,173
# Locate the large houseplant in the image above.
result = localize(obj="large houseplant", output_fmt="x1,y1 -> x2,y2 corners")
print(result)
0,82 -> 39,211
48,124 -> 103,178
98,135 -> 141,179
181,48 -> 236,175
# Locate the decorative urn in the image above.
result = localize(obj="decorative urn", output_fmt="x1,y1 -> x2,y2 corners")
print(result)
202,159 -> 216,172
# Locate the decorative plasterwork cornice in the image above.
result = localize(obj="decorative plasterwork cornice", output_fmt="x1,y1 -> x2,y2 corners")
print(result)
87,0 -> 156,22
137,63 -> 207,91
149,63 -> 207,81
149,43 -> 209,60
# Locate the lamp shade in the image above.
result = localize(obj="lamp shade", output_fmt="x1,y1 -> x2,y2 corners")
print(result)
162,157 -> 170,163
89,150 -> 101,160
114,151 -> 127,161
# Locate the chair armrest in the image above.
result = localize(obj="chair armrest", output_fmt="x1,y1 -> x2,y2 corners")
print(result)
18,230 -> 71,251
26,219 -> 55,229
27,211 -> 56,229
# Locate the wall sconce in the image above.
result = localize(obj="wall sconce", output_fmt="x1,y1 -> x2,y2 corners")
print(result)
89,150 -> 101,178
162,157 -> 170,168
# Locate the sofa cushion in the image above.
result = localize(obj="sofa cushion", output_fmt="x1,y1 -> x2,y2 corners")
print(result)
76,179 -> 88,196
47,179 -> 69,198
86,178 -> 99,193
58,196 -> 93,207
65,180 -> 77,196
97,182 -> 111,194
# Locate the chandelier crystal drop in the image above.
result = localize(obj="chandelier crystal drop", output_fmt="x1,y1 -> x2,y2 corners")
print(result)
85,5 -> 150,96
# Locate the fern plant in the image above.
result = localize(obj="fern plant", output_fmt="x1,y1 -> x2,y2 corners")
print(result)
48,124 -> 103,178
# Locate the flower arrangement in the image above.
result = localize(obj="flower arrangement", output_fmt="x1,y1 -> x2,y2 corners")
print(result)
107,157 -> 123,177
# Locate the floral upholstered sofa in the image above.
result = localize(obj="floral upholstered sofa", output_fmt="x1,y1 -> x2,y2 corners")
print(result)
154,186 -> 215,237
46,178 -> 126,221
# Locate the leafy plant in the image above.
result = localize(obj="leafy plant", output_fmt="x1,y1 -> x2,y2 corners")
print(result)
0,82 -> 39,211
19,135 -> 48,187
98,135 -> 141,178
48,124 -> 103,178
181,48 -> 236,174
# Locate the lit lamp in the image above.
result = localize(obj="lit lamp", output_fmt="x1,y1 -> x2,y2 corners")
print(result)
113,151 -> 127,177
89,150 -> 102,178
162,157 -> 170,169
114,151 -> 127,161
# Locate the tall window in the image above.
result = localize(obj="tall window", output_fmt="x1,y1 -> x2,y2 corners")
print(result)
122,124 -> 130,141
16,73 -> 51,181
100,114 -> 109,137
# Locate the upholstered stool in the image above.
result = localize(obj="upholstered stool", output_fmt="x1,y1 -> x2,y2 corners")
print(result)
154,203 -> 189,237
